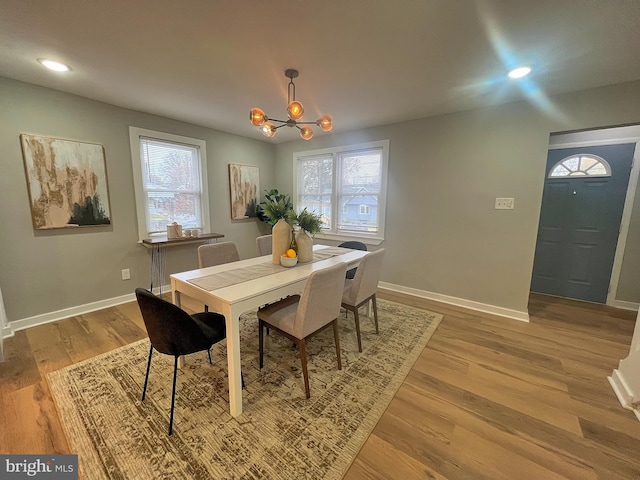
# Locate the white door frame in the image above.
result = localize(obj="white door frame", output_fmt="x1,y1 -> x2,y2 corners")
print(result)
0,285 -> 7,362
548,133 -> 640,308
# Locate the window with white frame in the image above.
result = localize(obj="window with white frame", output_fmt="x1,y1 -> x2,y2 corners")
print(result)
129,127 -> 210,241
293,140 -> 389,243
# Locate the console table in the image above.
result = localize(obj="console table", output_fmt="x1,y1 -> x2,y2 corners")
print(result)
141,232 -> 225,295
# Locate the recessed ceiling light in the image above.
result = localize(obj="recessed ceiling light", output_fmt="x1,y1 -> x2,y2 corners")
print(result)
38,59 -> 71,72
508,66 -> 531,79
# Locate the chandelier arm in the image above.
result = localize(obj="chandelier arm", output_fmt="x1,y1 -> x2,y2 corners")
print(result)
268,117 -> 289,123
294,121 -> 318,125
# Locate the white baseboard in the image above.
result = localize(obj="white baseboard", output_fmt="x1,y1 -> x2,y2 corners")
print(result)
608,370 -> 640,422
612,300 -> 640,311
2,284 -> 170,339
1,324 -> 12,339
378,282 -> 530,322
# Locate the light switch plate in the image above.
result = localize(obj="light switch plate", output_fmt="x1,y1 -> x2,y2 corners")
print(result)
495,198 -> 515,210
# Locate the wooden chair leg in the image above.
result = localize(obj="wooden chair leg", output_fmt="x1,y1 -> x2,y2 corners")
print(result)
333,319 -> 342,370
372,294 -> 379,334
142,344 -> 153,401
169,356 -> 179,436
298,339 -> 310,399
353,307 -> 363,352
258,319 -> 264,369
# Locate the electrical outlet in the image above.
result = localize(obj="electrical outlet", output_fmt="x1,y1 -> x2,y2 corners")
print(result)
121,269 -> 131,280
495,197 -> 515,210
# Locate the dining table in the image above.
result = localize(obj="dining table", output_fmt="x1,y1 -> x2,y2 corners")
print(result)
170,244 -> 369,417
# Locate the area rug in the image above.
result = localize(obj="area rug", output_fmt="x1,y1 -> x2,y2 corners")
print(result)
47,299 -> 442,480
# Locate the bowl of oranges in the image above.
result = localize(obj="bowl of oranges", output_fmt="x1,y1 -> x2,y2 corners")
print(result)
280,249 -> 298,267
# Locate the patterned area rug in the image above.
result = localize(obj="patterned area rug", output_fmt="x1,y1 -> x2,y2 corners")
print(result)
47,299 -> 442,479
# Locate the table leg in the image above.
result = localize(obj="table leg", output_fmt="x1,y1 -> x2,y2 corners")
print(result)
222,303 -> 243,417
172,289 -> 181,308
172,289 -> 185,368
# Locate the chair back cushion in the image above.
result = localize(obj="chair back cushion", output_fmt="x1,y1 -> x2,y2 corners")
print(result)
135,288 -> 212,356
256,235 -> 273,256
198,242 -> 240,268
343,249 -> 385,306
338,241 -> 367,251
294,262 -> 347,338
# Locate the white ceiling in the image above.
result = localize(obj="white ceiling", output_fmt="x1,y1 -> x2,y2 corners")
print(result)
1,0 -> 640,143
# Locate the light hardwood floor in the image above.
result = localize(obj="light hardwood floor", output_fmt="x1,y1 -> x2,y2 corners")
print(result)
1,291 -> 639,479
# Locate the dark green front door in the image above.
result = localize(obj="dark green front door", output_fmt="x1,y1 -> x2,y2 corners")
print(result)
531,144 -> 635,303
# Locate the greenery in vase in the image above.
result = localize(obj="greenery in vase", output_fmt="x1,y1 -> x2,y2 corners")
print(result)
288,208 -> 323,236
258,189 -> 294,225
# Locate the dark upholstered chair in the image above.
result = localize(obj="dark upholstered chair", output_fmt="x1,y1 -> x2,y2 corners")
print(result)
256,234 -> 272,256
338,241 -> 367,279
341,249 -> 385,352
135,287 -> 242,435
257,262 -> 347,399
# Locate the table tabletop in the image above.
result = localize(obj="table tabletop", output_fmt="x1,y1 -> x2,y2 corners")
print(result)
170,244 -> 369,417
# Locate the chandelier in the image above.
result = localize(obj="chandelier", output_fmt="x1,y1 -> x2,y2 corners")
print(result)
249,69 -> 333,140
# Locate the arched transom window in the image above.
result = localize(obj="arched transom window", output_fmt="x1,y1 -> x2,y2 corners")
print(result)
548,154 -> 611,178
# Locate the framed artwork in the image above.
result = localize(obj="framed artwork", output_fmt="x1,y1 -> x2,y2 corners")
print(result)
20,133 -> 112,229
228,163 -> 260,220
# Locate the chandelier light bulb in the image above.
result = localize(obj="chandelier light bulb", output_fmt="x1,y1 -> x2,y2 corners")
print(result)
317,114 -> 333,132
287,101 -> 304,120
300,126 -> 314,140
249,107 -> 267,126
261,122 -> 277,138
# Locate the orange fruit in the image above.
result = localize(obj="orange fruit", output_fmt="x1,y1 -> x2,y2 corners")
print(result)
286,249 -> 297,258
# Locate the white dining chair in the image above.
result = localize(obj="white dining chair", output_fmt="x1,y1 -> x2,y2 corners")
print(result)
256,234 -> 272,256
341,248 -> 385,352
197,242 -> 240,311
257,262 -> 347,398
198,242 -> 240,268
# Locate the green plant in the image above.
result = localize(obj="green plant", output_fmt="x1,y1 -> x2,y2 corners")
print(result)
289,207 -> 323,236
258,189 -> 294,225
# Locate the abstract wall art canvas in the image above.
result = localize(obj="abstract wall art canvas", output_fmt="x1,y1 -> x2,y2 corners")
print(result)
20,134 -> 112,229
229,163 -> 260,220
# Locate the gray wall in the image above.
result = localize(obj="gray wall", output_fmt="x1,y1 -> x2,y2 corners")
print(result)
276,81 -> 640,315
0,77 -> 275,322
1,75 -> 639,325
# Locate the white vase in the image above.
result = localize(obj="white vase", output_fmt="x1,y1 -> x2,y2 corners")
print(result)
296,229 -> 313,263
272,218 -> 290,264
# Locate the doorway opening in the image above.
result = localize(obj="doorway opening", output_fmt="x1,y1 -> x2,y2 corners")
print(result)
530,125 -> 640,307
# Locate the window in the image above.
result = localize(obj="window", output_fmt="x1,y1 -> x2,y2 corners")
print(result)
549,154 -> 611,178
293,140 -> 389,243
129,127 -> 210,240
